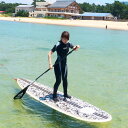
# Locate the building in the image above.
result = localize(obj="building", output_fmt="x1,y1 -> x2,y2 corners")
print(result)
29,0 -> 81,18
35,2 -> 51,11
29,2 -> 51,17
15,5 -> 35,13
47,0 -> 81,18
80,12 -> 114,20
15,1 -> 114,21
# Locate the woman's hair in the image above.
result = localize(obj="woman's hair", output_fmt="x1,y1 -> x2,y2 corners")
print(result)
61,31 -> 70,40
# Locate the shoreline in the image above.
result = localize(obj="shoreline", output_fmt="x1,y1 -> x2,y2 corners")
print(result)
0,17 -> 128,31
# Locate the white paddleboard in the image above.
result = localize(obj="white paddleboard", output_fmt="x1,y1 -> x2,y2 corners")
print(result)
15,78 -> 112,123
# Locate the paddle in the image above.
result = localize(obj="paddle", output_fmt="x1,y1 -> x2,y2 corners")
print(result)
13,46 -> 77,100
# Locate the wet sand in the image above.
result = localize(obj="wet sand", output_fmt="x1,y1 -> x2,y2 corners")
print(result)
0,17 -> 128,31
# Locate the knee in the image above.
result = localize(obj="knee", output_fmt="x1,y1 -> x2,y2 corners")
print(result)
55,77 -> 61,84
62,77 -> 67,83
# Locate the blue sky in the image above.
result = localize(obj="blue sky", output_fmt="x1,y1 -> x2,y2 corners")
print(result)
0,0 -> 126,4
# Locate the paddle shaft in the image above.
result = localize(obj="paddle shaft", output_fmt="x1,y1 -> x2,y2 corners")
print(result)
14,46 -> 77,99
35,47 -> 76,80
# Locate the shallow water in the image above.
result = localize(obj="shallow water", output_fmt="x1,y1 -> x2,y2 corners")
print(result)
0,20 -> 128,128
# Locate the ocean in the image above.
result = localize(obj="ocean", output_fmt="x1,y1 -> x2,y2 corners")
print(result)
0,20 -> 128,128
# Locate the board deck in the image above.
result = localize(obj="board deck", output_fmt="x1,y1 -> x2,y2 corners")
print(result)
16,78 -> 112,122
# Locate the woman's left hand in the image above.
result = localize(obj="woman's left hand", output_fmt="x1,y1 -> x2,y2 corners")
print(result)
74,45 -> 80,51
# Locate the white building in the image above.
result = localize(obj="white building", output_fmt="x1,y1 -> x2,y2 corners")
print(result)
80,12 -> 114,20
15,5 -> 35,13
29,2 -> 51,17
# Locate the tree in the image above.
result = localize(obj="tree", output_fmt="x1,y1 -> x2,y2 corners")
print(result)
32,0 -> 36,7
79,1 -> 128,19
0,2 -> 21,13
111,1 -> 124,18
15,10 -> 29,17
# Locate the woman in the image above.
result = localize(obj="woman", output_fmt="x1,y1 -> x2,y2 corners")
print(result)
48,31 -> 80,102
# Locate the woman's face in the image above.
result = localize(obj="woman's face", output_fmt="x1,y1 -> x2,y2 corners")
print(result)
62,38 -> 69,44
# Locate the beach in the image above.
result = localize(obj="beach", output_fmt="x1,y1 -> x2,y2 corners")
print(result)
0,16 -> 128,31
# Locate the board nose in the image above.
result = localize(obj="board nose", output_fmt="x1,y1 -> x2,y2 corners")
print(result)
14,78 -> 17,81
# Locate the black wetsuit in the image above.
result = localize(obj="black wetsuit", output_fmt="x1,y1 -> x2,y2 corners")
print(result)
51,41 -> 74,97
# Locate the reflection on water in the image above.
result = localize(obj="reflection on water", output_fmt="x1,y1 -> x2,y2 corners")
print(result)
12,82 -> 107,128
13,95 -> 104,128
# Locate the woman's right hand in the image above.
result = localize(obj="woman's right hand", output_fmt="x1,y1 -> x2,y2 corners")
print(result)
49,64 -> 53,69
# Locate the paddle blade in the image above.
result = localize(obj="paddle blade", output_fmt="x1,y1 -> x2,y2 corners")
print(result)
13,86 -> 28,100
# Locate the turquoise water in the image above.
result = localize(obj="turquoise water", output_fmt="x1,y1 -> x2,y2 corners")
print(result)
0,20 -> 128,128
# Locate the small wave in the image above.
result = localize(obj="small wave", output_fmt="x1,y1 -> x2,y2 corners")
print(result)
36,47 -> 50,51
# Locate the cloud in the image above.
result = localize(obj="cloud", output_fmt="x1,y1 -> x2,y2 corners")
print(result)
2,0 -> 115,4
2,0 -> 32,4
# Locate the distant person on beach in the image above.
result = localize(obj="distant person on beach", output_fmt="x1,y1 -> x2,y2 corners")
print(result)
106,25 -> 108,29
48,31 -> 80,101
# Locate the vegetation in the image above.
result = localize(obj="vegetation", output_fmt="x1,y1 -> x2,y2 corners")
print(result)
0,13 -> 12,17
0,1 -> 29,17
79,1 -> 128,19
15,10 -> 29,17
0,1 -> 20,13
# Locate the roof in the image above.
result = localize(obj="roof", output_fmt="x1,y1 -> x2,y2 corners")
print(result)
48,1 -> 75,8
81,12 -> 113,17
0,11 -> 5,12
17,5 -> 34,8
36,2 -> 50,8
36,2 -> 49,6
47,12 -> 80,16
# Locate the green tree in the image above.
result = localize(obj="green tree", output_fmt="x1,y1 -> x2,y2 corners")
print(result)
79,1 -> 128,19
0,1 -> 20,13
79,2 -> 93,12
32,0 -> 36,7
111,1 -> 124,18
15,10 -> 29,17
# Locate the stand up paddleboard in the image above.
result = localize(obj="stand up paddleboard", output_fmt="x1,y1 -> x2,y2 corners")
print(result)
15,78 -> 112,123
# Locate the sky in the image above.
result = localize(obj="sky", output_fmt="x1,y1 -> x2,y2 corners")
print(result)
0,0 -> 127,5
